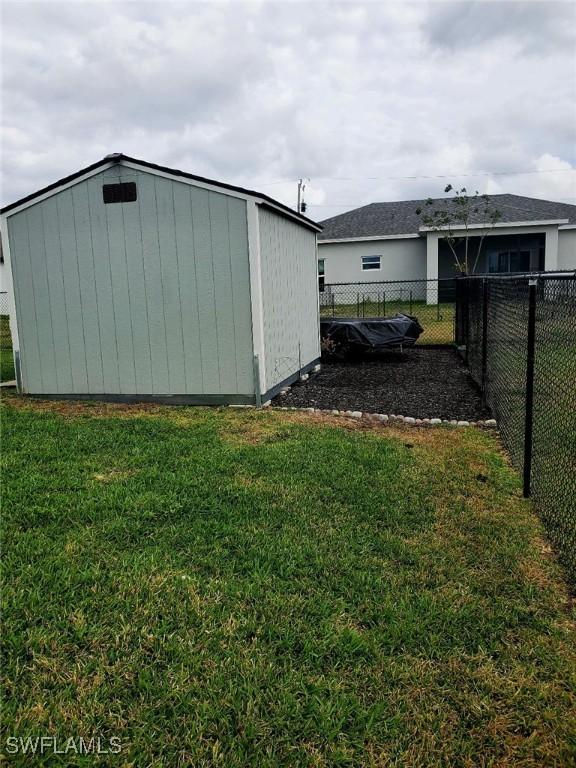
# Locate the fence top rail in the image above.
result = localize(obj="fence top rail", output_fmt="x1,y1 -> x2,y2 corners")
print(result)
323,278 -> 456,287
461,270 -> 576,282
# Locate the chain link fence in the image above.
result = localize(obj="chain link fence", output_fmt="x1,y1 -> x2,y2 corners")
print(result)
0,291 -> 15,382
320,279 -> 456,345
1,292 -> 12,349
458,274 -> 576,581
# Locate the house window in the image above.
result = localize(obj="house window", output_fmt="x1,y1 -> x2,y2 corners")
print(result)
488,250 -> 531,274
318,258 -> 325,292
362,255 -> 381,271
102,182 -> 137,204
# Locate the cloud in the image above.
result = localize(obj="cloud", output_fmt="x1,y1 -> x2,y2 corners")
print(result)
424,0 -> 576,54
1,0 -> 575,218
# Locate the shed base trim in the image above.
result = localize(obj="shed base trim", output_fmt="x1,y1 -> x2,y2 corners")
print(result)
19,357 -> 322,407
20,393 -> 256,406
261,357 -> 321,403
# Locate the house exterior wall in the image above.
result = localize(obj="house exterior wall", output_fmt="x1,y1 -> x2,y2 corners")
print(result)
317,237 -> 427,304
558,229 -> 576,270
319,225 -> 568,306
258,206 -> 320,396
318,237 -> 426,285
6,166 -> 255,399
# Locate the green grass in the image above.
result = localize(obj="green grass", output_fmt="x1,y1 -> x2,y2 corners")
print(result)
320,300 -> 455,345
1,399 -> 575,766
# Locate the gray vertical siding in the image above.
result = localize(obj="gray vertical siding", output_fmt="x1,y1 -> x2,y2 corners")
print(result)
8,167 -> 254,397
43,196 -> 74,392
258,207 -> 320,393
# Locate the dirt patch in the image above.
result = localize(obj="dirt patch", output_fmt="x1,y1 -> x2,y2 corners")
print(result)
1,392 -> 166,419
92,469 -> 137,483
2,391 -> 481,448
273,349 -> 490,421
218,417 -> 289,446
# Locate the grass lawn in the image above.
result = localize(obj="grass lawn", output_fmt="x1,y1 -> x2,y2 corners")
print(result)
1,397 -> 575,766
319,301 -> 455,345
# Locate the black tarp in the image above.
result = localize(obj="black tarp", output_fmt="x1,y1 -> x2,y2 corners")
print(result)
320,314 -> 423,358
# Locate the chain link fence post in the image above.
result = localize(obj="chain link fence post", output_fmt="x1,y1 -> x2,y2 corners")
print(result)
455,276 -> 468,348
481,278 -> 489,402
522,278 -> 537,498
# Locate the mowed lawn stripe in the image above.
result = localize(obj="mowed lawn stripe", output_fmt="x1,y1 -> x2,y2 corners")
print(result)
1,399 -> 575,767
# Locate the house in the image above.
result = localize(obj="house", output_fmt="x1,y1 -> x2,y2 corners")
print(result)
0,154 -> 322,404
318,194 -> 576,303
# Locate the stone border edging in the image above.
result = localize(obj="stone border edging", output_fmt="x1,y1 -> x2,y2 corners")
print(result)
271,385 -> 497,428
271,405 -> 496,428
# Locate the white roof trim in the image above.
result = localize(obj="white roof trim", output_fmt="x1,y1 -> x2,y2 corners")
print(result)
1,162 -> 118,218
318,233 -> 421,244
2,157 -> 322,232
419,219 -> 569,232
125,159 -> 321,230
256,201 -> 322,231
120,160 -> 252,203
558,224 -> 576,230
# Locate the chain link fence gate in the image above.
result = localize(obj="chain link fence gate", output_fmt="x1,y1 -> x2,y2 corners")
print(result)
458,273 -> 576,582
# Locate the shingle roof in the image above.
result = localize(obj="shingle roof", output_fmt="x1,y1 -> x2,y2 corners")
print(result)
318,194 -> 576,240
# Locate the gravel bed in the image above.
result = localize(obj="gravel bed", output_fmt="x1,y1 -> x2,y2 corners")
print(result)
274,349 -> 491,421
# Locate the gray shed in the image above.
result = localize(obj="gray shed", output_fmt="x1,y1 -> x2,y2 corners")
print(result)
0,154 -> 322,404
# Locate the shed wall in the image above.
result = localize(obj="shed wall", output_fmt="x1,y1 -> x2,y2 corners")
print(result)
7,166 -> 254,397
258,207 -> 320,394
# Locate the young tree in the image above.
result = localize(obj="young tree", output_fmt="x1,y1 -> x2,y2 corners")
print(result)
416,186 -> 502,274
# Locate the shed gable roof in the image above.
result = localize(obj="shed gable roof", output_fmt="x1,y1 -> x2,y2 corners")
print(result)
1,153 -> 322,232
318,194 -> 576,240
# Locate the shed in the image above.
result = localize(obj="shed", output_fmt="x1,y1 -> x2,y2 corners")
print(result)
0,154 -> 322,404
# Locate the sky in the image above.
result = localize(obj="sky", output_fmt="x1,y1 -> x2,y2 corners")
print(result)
1,0 -> 575,221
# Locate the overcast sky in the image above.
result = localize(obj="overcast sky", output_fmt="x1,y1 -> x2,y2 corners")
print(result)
2,0 -> 575,220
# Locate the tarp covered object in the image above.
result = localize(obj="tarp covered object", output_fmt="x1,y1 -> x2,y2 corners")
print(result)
320,314 -> 423,357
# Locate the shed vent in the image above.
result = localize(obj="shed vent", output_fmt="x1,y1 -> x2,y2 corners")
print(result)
102,182 -> 137,204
